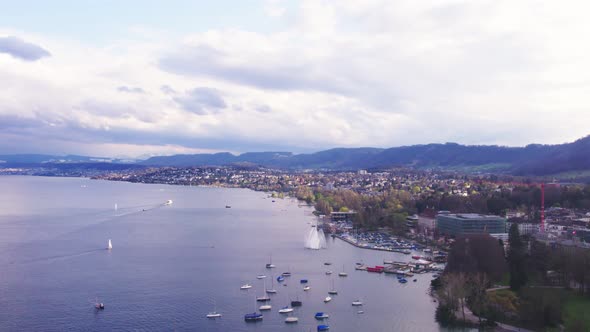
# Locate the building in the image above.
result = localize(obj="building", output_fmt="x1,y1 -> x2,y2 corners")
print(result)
330,211 -> 357,222
436,213 -> 506,236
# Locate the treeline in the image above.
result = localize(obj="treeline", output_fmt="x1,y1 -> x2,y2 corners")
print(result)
437,225 -> 590,330
416,184 -> 590,216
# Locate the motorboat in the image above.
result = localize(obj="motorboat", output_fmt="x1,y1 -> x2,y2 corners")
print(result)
282,271 -> 291,277
277,276 -> 285,282
240,284 -> 252,290
244,313 -> 263,322
338,272 -> 348,277
278,306 -> 294,314
165,200 -> 173,205
285,316 -> 299,323
291,300 -> 302,307
206,312 -> 221,318
317,325 -> 330,331
351,300 -> 363,306
325,271 -> 333,275
257,275 -> 267,279
324,296 -> 332,303
300,279 -> 308,284
303,286 -> 310,291
259,304 -> 272,311
315,312 -> 329,319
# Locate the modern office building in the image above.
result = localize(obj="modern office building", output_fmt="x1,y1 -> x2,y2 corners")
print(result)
436,213 -> 506,236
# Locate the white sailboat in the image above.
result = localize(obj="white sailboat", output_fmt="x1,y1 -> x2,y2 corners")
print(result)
328,279 -> 338,295
107,239 -> 113,250
338,264 -> 347,277
266,276 -> 277,294
240,283 -> 252,290
206,300 -> 222,318
114,203 -> 118,211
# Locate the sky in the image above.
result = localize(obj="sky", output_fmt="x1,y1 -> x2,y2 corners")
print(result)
1,0 -> 589,158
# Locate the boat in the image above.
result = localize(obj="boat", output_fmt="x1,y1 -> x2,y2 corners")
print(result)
325,271 -> 332,275
244,313 -> 263,322
357,310 -> 364,314
257,275 -> 267,279
266,277 -> 277,294
412,255 -> 421,260
383,260 -> 393,264
324,296 -> 332,303
259,304 -> 272,311
285,316 -> 299,323
256,295 -> 270,302
165,200 -> 173,205
317,325 -> 330,331
402,249 -> 411,254
413,279 -> 417,282
291,299 -> 302,307
225,205 -> 231,208
277,275 -> 285,282
338,265 -> 347,277
206,300 -> 222,318
328,279 -> 337,295
278,306 -> 294,314
351,300 -> 363,306
266,254 -> 276,269
300,279 -> 308,284
107,239 -> 112,250
315,312 -> 329,319
282,271 -> 291,277
398,278 -> 408,283
303,286 -> 310,291
366,266 -> 384,273
324,262 -> 332,266
93,297 -> 105,310
240,284 -> 252,290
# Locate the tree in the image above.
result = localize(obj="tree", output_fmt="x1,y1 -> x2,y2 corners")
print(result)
508,223 -> 527,290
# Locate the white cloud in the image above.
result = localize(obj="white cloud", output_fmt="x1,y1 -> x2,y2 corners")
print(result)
1,1 -> 590,157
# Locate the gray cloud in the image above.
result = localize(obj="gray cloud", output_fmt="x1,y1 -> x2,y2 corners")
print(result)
0,36 -> 50,61
117,86 -> 145,94
173,87 -> 227,115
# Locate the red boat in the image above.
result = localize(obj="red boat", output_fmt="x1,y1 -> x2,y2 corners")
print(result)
366,266 -> 384,273
412,255 -> 421,260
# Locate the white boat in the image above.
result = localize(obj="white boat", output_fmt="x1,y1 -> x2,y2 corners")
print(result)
324,296 -> 332,303
107,239 -> 113,250
266,278 -> 277,294
357,310 -> 364,314
257,275 -> 267,279
259,304 -> 272,311
325,271 -> 332,275
338,265 -> 347,277
328,279 -> 338,295
165,200 -> 173,205
240,284 -> 252,290
285,316 -> 299,323
352,300 -> 363,306
266,254 -> 275,269
278,306 -> 293,314
206,300 -> 222,318
303,286 -> 310,291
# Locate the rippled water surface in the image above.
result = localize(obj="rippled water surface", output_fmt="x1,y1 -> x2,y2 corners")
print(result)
0,176 -> 446,331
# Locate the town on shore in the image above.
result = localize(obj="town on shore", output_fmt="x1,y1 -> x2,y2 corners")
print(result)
5,164 -> 590,330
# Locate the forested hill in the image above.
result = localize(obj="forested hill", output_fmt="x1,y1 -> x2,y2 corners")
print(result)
140,135 -> 590,176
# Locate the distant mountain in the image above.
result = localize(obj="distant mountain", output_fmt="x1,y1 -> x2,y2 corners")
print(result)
140,135 -> 590,176
3,135 -> 590,177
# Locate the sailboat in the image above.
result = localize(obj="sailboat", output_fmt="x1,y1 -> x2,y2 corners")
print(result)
338,265 -> 347,277
206,300 -> 222,318
256,282 -> 270,302
245,296 -> 263,322
328,279 -> 338,295
266,276 -> 277,294
107,239 -> 113,250
266,254 -> 276,269
278,306 -> 294,314
114,203 -> 118,211
352,299 -> 363,306
285,316 -> 299,323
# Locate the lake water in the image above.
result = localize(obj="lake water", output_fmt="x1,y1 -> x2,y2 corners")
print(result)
0,176 -> 446,331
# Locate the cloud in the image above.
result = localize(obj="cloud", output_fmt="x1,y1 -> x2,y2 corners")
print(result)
0,36 -> 50,61
117,86 -> 145,94
160,84 -> 176,94
173,87 -> 227,115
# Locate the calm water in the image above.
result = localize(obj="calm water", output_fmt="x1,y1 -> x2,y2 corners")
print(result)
0,176 -> 446,331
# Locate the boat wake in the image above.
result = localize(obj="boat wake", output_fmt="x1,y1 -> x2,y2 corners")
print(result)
304,225 -> 327,250
16,248 -> 105,265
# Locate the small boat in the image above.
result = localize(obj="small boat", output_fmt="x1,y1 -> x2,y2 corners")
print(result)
351,300 -> 363,306
266,288 -> 277,294
282,270 -> 292,277
165,200 -> 173,205
266,277 -> 277,294
95,302 -> 105,310
338,265 -> 347,277
257,275 -> 267,279
256,295 -> 270,302
303,286 -> 310,291
317,324 -> 330,331
300,279 -> 308,284
398,278 -> 408,283
259,304 -> 272,311
412,255 -> 421,260
225,205 -> 231,208
244,313 -> 263,322
315,312 -> 329,319
240,284 -> 252,290
291,300 -> 302,307
278,306 -> 294,314
324,296 -> 332,303
285,316 -> 299,323
325,271 -> 332,275
206,312 -> 221,318
413,279 -> 417,282
402,249 -> 411,254
107,239 -> 112,250
324,262 -> 332,266
357,310 -> 364,314
383,260 -> 393,264
277,276 -> 285,282
266,254 -> 276,269
328,279 -> 337,295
